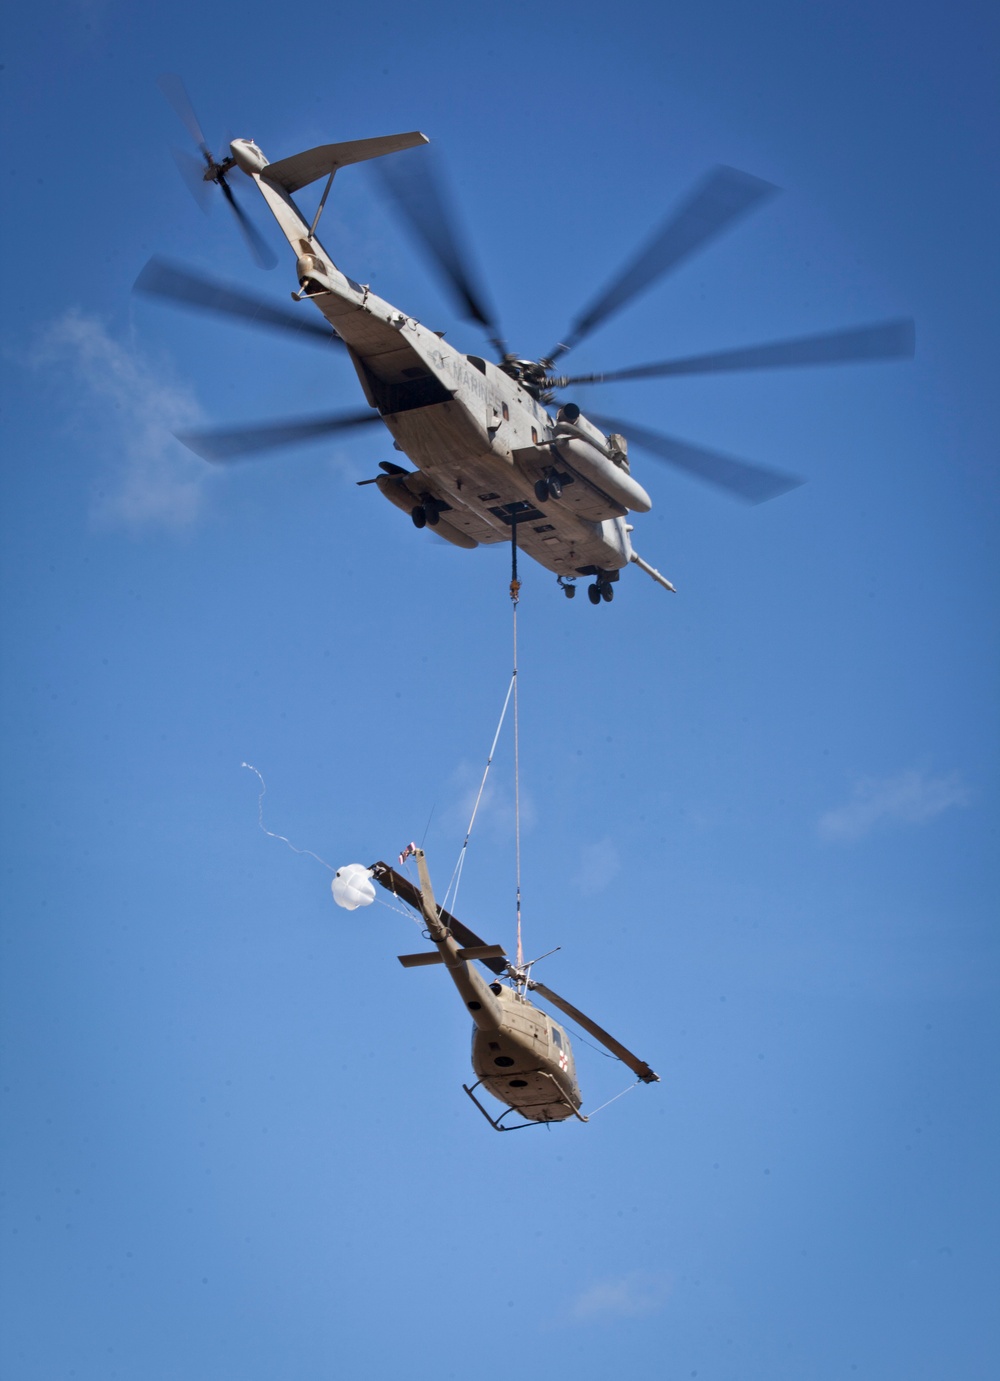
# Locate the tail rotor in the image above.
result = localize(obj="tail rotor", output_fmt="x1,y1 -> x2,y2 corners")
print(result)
156,74 -> 277,269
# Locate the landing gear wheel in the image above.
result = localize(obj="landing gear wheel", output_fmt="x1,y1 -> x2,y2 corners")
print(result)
600,581 -> 614,603
411,506 -> 427,529
547,475 -> 563,500
426,504 -> 440,527
563,583 -> 576,599
534,478 -> 549,504
588,583 -> 601,605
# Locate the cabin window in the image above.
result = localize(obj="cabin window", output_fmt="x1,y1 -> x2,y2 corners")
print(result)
551,1028 -> 562,1047
502,402 -> 509,421
531,427 -> 538,444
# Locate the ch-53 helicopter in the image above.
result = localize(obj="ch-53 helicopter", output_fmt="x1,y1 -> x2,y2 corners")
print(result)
332,850 -> 658,1130
137,76 -> 914,603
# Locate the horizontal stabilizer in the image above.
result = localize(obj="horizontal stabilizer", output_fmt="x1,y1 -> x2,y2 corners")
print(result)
397,943 -> 507,969
371,863 -> 509,976
460,944 -> 507,962
265,132 -> 429,193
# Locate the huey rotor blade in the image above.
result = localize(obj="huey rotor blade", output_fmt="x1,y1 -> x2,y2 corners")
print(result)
550,166 -> 777,361
369,863 -> 509,975
374,149 -> 505,354
157,72 -> 211,155
218,175 -> 278,270
527,980 -> 659,1084
176,408 -> 381,462
556,318 -> 916,387
133,258 -> 342,347
588,413 -> 802,504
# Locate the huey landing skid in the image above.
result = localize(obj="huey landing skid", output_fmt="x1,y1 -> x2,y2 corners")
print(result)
228,134 -> 675,601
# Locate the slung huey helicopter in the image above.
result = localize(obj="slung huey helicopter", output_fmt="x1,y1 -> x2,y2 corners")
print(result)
332,851 -> 658,1130
138,77 -> 915,603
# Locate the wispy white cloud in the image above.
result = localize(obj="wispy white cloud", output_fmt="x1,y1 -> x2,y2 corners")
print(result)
442,759 -> 535,841
569,1272 -> 673,1323
818,769 -> 970,843
33,311 -> 207,532
576,835 -> 622,895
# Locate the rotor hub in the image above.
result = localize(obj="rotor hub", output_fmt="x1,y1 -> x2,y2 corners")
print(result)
202,153 -> 237,184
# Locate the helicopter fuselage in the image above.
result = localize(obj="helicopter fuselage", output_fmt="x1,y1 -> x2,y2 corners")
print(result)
364,854 -> 658,1129
377,854 -> 584,1125
232,137 -> 653,590
469,984 -> 581,1124
152,114 -> 913,601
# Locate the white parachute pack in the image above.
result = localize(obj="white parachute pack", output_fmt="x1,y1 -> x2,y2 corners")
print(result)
331,864 -> 376,911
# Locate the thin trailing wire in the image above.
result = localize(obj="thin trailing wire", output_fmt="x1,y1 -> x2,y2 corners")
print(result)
374,893 -> 425,928
562,1020 -> 620,1061
242,762 -> 336,873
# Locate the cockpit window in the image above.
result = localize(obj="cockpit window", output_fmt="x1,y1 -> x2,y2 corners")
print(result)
551,1027 -> 562,1047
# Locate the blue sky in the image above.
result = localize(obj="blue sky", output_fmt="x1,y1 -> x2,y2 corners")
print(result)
2,2 -> 998,1378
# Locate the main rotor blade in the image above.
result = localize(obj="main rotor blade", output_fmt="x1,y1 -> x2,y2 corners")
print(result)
176,408 -> 381,462
374,149 -> 505,354
527,980 -> 658,1083
157,73 -> 211,155
552,166 -> 777,360
134,257 -> 342,347
588,413 -> 802,504
369,863 -> 509,975
218,174 -> 278,269
558,318 -> 916,387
